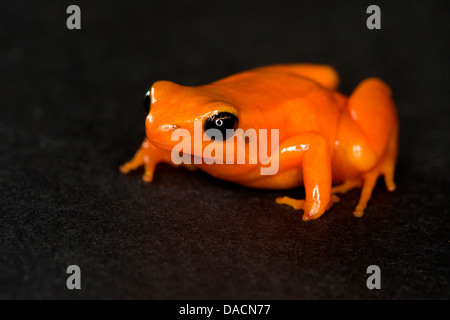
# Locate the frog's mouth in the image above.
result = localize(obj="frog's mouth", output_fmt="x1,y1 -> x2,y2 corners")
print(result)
147,137 -> 251,165
147,136 -> 205,160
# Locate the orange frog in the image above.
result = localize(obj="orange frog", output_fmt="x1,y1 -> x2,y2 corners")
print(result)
120,64 -> 398,221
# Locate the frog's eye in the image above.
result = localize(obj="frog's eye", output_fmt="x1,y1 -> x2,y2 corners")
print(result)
143,90 -> 151,114
203,112 -> 238,140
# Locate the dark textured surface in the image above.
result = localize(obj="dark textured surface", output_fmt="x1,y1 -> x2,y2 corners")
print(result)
0,0 -> 448,299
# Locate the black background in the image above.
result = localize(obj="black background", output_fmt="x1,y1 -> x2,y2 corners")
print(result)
0,0 -> 448,299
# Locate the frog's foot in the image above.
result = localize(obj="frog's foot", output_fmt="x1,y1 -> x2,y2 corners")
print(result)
276,195 -> 340,221
381,155 -> 397,192
353,157 -> 396,217
120,152 -> 144,174
353,171 -> 379,217
120,139 -> 171,183
353,125 -> 397,217
275,196 -> 305,210
120,152 -> 157,183
330,178 -> 377,217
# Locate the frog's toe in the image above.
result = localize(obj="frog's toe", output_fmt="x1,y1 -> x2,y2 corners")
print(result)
353,170 -> 379,217
142,172 -> 154,183
120,161 -> 140,174
119,163 -> 131,174
328,195 -> 340,208
276,196 -> 337,220
302,200 -> 330,221
331,180 -> 362,194
142,159 -> 157,183
385,179 -> 396,192
382,167 -> 396,192
353,204 -> 366,218
275,196 -> 305,210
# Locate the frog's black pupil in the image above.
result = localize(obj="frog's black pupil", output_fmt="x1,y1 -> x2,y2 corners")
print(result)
204,112 -> 238,140
143,91 -> 150,114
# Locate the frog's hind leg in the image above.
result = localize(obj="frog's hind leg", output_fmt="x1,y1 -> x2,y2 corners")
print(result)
346,78 -> 398,217
347,78 -> 397,160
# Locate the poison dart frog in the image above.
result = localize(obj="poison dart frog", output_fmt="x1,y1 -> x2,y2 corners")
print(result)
120,64 -> 398,221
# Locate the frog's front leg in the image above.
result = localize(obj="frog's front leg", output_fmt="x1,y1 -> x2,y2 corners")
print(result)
275,133 -> 335,221
120,138 -> 173,182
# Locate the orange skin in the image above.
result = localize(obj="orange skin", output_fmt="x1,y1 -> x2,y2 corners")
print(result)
120,64 -> 398,221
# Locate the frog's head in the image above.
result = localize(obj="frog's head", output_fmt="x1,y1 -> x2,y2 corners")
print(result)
144,80 -> 241,159
143,80 -> 277,176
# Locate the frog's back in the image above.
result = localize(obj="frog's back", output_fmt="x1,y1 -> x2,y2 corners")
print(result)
204,64 -> 345,141
214,64 -> 339,90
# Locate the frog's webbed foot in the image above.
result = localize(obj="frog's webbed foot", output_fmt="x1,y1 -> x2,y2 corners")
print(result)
276,195 -> 340,220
